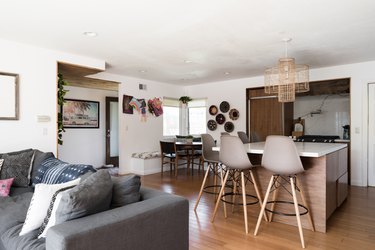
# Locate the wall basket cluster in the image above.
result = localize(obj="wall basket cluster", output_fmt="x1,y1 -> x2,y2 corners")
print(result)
207,101 -> 239,132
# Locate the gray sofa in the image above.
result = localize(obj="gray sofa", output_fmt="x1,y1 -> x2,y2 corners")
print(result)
0,150 -> 189,250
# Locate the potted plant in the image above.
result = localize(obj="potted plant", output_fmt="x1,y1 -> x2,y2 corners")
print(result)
179,96 -> 192,104
186,135 -> 194,143
57,73 -> 69,145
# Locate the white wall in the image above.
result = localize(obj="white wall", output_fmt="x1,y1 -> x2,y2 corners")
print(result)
294,95 -> 350,137
187,61 -> 375,187
92,73 -> 182,175
58,86 -> 118,168
0,38 -> 105,155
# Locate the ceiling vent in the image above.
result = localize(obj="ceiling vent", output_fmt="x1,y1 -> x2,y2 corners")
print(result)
139,83 -> 147,90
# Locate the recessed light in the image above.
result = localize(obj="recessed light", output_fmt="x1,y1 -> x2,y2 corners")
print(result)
83,31 -> 98,37
184,60 -> 193,64
139,70 -> 147,73
224,71 -> 231,75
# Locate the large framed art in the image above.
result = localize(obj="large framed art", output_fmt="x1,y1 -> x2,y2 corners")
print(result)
62,99 -> 100,128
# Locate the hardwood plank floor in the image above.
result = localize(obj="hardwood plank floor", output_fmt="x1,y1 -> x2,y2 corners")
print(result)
142,169 -> 375,250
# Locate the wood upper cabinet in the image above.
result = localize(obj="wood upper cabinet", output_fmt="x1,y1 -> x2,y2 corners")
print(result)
247,87 -> 294,142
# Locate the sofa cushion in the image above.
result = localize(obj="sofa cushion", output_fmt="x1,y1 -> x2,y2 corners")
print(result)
51,170 -> 113,226
30,150 -> 54,185
111,175 -> 141,208
2,224 -> 45,250
0,149 -> 34,187
33,157 -> 96,185
0,178 -> 14,197
19,179 -> 81,236
0,192 -> 33,235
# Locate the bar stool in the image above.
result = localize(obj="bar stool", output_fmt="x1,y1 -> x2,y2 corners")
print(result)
194,134 -> 225,212
211,135 -> 266,234
254,135 -> 315,248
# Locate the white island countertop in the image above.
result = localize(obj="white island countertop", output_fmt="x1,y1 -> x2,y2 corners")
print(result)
213,142 -> 347,157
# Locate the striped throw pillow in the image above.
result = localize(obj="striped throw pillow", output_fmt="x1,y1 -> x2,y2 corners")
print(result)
33,158 -> 96,185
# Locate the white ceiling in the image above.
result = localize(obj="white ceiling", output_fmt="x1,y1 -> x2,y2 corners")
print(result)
1,0 -> 375,85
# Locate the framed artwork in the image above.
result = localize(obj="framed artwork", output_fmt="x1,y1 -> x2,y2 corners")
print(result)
0,72 -> 19,120
123,95 -> 133,114
62,99 -> 100,128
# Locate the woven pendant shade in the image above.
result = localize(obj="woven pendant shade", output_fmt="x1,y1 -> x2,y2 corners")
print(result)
265,39 -> 309,102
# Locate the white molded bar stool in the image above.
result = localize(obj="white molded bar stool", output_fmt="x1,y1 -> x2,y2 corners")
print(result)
211,135 -> 266,234
254,135 -> 315,248
194,134 -> 226,212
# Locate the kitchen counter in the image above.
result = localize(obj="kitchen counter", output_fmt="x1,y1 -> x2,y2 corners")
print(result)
213,141 -> 347,157
246,141 -> 347,157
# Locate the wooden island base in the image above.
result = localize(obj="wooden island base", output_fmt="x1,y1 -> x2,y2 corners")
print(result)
246,147 -> 348,233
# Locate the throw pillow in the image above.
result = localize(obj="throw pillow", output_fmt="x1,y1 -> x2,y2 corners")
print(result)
111,175 -> 141,208
30,150 -> 54,185
51,170 -> 113,227
0,159 -> 4,171
0,178 -> 14,197
33,157 -> 96,185
19,178 -> 81,236
37,186 -> 75,238
0,149 -> 34,187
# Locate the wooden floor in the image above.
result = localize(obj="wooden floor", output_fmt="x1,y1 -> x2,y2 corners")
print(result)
142,169 -> 375,250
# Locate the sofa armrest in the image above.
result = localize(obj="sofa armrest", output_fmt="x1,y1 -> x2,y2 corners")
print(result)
45,192 -> 189,250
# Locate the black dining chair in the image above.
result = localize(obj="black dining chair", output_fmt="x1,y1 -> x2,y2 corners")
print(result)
160,141 -> 176,175
237,131 -> 250,144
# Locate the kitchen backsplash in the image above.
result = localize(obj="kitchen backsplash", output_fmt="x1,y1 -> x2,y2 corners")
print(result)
294,94 -> 350,139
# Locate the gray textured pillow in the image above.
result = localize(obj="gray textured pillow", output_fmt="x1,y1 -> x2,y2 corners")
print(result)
111,175 -> 141,208
54,170 -> 113,224
0,149 -> 34,187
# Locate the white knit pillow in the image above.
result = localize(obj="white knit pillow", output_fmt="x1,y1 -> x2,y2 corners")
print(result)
19,178 -> 80,236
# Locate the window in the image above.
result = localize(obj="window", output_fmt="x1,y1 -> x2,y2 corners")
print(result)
163,97 -> 207,136
188,99 -> 207,135
163,98 -> 180,136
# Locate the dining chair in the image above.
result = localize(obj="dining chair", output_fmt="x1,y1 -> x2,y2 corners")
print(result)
211,135 -> 266,234
254,135 -> 315,248
237,131 -> 250,144
194,134 -> 225,212
160,141 -> 176,175
174,143 -> 191,177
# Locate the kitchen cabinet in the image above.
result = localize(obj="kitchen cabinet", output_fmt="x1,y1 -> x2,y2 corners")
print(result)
247,87 -> 294,142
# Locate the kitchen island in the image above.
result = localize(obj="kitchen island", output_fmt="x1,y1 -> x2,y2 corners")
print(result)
213,142 -> 348,233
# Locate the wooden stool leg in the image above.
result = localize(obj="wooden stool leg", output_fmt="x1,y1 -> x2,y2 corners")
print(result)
194,163 -> 212,211
211,170 -> 230,223
250,170 -> 268,222
269,175 -> 280,222
254,175 -> 275,236
291,176 -> 305,248
220,167 -> 227,218
213,164 -> 218,201
296,177 -> 315,232
231,172 -> 237,213
241,171 -> 249,234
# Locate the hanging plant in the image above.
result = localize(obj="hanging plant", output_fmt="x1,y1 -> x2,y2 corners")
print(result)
57,73 -> 69,145
179,96 -> 192,104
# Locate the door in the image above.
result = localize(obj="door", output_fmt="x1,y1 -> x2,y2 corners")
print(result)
368,83 -> 375,186
106,97 -> 119,167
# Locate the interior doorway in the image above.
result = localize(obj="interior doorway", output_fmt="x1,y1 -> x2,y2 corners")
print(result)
368,83 -> 375,186
106,97 -> 119,167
